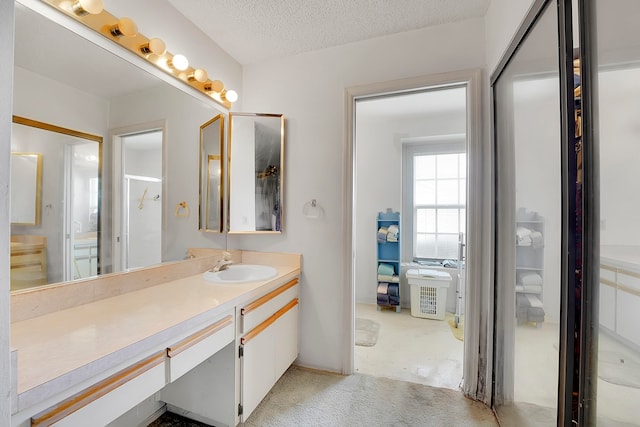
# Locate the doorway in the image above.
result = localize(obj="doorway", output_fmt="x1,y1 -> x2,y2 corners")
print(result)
63,141 -> 100,281
112,125 -> 164,271
348,71 -> 482,395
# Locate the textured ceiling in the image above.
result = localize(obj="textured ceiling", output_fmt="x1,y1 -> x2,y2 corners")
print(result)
168,0 -> 491,65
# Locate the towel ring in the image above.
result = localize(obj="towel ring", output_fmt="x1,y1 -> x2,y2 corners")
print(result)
175,201 -> 189,217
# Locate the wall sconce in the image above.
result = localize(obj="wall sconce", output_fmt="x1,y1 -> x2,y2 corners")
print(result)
140,38 -> 166,56
221,89 -> 238,103
70,0 -> 103,16
109,17 -> 138,38
45,0 -> 237,108
168,54 -> 189,71
188,68 -> 208,83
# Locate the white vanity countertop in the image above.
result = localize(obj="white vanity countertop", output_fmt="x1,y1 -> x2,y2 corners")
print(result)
11,263 -> 300,412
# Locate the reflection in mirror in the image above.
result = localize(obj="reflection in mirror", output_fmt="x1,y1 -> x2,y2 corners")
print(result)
10,151 -> 42,226
10,116 -> 102,291
13,1 -> 224,292
228,113 -> 284,233
199,115 -> 224,232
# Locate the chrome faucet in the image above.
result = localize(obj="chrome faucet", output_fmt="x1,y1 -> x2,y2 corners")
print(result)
211,251 -> 233,272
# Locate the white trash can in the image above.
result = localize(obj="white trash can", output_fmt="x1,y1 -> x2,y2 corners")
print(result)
407,269 -> 452,320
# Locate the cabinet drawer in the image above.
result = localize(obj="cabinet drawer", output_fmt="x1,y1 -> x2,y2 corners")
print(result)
166,314 -> 234,383
31,352 -> 165,427
600,265 -> 616,282
240,278 -> 298,334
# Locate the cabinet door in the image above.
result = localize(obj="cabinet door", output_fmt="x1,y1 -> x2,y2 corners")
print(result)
241,320 -> 277,419
241,299 -> 299,421
274,304 -> 299,379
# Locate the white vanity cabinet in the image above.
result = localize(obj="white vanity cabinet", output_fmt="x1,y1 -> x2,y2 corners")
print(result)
238,278 -> 299,422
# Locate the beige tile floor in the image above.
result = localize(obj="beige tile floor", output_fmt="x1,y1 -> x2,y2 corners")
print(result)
354,303 -> 464,390
356,303 -> 640,426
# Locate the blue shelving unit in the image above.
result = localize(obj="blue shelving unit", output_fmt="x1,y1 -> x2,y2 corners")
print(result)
376,209 -> 401,312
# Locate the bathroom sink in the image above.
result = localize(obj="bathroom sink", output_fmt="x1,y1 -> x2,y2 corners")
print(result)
203,264 -> 278,284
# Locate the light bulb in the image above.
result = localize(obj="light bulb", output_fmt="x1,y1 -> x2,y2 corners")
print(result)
169,54 -> 189,71
223,89 -> 238,103
110,17 -> 138,38
188,68 -> 208,83
140,38 -> 166,56
71,0 -> 103,15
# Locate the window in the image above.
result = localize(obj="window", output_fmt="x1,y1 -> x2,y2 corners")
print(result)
403,142 -> 466,260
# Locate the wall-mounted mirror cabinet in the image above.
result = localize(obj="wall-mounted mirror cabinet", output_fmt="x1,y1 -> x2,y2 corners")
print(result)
199,115 -> 224,232
228,113 -> 285,233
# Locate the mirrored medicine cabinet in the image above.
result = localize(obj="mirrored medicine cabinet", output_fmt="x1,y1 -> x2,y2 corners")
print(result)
199,112 -> 285,234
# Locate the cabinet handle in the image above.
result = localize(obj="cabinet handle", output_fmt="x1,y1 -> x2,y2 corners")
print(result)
241,298 -> 298,345
31,351 -> 165,427
241,278 -> 299,315
167,315 -> 233,358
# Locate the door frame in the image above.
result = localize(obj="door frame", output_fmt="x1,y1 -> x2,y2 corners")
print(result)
110,120 -> 166,273
343,69 -> 487,401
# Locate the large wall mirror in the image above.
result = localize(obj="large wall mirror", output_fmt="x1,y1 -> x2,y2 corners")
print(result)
228,113 -> 285,233
12,0 -> 224,291
199,115 -> 224,232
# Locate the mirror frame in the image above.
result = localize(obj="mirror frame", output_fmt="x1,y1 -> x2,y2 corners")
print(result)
227,112 -> 285,234
10,151 -> 43,226
199,114 -> 225,233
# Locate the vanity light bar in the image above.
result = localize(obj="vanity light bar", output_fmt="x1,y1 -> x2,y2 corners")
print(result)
42,0 -> 235,109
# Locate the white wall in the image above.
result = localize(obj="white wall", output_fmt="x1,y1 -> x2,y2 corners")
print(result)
237,18 -> 486,372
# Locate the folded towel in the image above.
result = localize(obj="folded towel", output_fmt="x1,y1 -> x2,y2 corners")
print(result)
523,284 -> 543,293
516,227 -> 532,246
387,283 -> 399,297
530,231 -> 543,248
525,294 -> 543,308
377,263 -> 395,276
389,296 -> 400,305
378,274 -> 400,283
517,272 -> 542,286
386,224 -> 399,242
377,227 -> 388,243
377,282 -> 389,294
